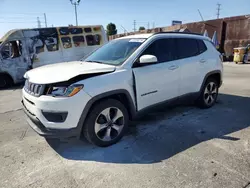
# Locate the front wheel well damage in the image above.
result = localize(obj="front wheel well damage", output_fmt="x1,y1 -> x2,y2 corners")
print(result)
88,93 -> 135,120
77,90 -> 136,136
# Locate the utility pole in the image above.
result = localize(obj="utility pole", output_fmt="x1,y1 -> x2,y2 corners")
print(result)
37,17 -> 41,28
133,20 -> 136,32
70,0 -> 81,26
44,13 -> 47,27
152,22 -> 155,29
216,3 -> 221,19
147,22 -> 150,29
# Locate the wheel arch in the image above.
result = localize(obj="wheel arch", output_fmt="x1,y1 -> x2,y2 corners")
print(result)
0,72 -> 14,86
199,70 -> 222,93
76,89 -> 136,136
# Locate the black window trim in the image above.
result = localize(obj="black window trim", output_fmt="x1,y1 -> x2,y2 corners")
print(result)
175,37 -> 207,60
131,36 -> 209,68
132,36 -> 178,68
197,39 -> 208,54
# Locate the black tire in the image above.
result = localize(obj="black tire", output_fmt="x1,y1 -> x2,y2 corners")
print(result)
196,78 -> 218,109
0,74 -> 13,88
83,99 -> 129,147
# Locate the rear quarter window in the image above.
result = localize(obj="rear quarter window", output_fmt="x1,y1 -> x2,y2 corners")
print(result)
177,38 -> 199,59
197,39 -> 207,54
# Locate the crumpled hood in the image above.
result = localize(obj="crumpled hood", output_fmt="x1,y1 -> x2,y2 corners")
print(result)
25,61 -> 116,84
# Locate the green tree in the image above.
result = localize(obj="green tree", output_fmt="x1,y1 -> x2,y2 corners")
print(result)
139,26 -> 146,31
106,23 -> 117,36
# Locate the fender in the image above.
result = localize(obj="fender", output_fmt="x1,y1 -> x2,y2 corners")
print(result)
199,70 -> 222,93
76,89 -> 136,136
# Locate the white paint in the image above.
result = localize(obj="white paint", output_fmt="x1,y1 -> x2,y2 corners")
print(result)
139,55 -> 157,64
22,33 -> 223,136
25,61 -> 116,84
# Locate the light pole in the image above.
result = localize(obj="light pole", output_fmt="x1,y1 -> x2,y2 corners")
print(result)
70,0 -> 81,26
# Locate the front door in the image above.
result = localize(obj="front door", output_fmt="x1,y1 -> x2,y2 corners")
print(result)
132,38 -> 180,111
0,40 -> 29,82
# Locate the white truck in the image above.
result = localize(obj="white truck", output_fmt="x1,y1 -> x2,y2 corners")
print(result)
0,25 -> 107,87
22,32 -> 223,147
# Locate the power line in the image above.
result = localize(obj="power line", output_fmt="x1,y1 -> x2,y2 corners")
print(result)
0,21 -> 40,23
216,3 -> 221,19
1,11 -> 43,15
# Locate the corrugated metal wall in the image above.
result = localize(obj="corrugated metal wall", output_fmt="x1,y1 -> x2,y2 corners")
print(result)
109,15 -> 250,60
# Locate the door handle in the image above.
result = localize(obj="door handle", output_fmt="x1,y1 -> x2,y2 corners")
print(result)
168,65 -> 179,70
200,59 -> 206,63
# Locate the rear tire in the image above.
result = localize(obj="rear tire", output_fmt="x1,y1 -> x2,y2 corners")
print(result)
196,78 -> 218,109
0,74 -> 13,88
83,99 -> 129,147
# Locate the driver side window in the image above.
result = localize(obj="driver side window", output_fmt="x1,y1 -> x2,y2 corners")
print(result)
1,40 -> 22,59
140,38 -> 177,63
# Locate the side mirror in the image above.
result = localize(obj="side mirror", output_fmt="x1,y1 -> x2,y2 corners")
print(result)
139,55 -> 157,64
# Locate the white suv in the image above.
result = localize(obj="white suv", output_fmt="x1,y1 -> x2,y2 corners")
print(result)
22,32 -> 223,147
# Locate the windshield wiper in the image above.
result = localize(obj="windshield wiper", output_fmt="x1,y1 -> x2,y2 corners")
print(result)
85,60 -> 103,64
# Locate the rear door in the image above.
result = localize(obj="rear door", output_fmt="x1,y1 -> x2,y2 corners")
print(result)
176,38 -> 207,95
133,38 -> 181,110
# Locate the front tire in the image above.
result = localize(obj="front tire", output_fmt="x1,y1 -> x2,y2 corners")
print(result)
0,75 -> 13,88
197,78 -> 218,108
83,99 -> 129,147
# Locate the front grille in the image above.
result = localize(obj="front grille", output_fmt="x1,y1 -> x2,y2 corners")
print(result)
24,80 -> 45,97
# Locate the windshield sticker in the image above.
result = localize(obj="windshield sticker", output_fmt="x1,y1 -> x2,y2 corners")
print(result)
129,39 -> 146,43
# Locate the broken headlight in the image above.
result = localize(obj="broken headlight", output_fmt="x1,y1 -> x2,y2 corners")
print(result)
48,84 -> 83,97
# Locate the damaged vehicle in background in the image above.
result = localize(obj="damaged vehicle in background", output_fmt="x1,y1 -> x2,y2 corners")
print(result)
0,25 -> 107,88
22,32 -> 223,147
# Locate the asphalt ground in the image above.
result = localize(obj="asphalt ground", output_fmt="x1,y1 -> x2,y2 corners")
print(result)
0,62 -> 250,188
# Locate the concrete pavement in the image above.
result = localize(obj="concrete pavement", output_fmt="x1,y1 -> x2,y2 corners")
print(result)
0,63 -> 250,188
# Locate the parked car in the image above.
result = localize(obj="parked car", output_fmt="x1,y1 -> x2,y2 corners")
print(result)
0,25 -> 107,88
21,32 -> 223,147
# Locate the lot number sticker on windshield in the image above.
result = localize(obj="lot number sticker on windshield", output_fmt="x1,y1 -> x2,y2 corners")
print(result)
129,39 -> 146,43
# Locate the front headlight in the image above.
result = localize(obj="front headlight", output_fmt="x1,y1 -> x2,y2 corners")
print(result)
49,84 -> 83,97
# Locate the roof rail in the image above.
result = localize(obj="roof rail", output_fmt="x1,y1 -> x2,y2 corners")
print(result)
154,32 -> 203,36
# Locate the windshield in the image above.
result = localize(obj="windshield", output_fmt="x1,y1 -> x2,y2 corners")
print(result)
84,38 -> 146,65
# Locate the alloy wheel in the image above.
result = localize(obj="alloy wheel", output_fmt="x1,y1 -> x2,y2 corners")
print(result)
94,107 -> 124,142
204,82 -> 217,106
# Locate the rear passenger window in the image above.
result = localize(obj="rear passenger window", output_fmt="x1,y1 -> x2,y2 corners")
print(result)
177,38 -> 199,59
141,38 -> 177,63
197,39 -> 207,54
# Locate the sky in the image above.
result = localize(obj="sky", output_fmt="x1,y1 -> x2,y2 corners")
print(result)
0,0 -> 249,38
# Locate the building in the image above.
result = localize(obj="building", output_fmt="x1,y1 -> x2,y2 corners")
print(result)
110,15 -> 250,61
